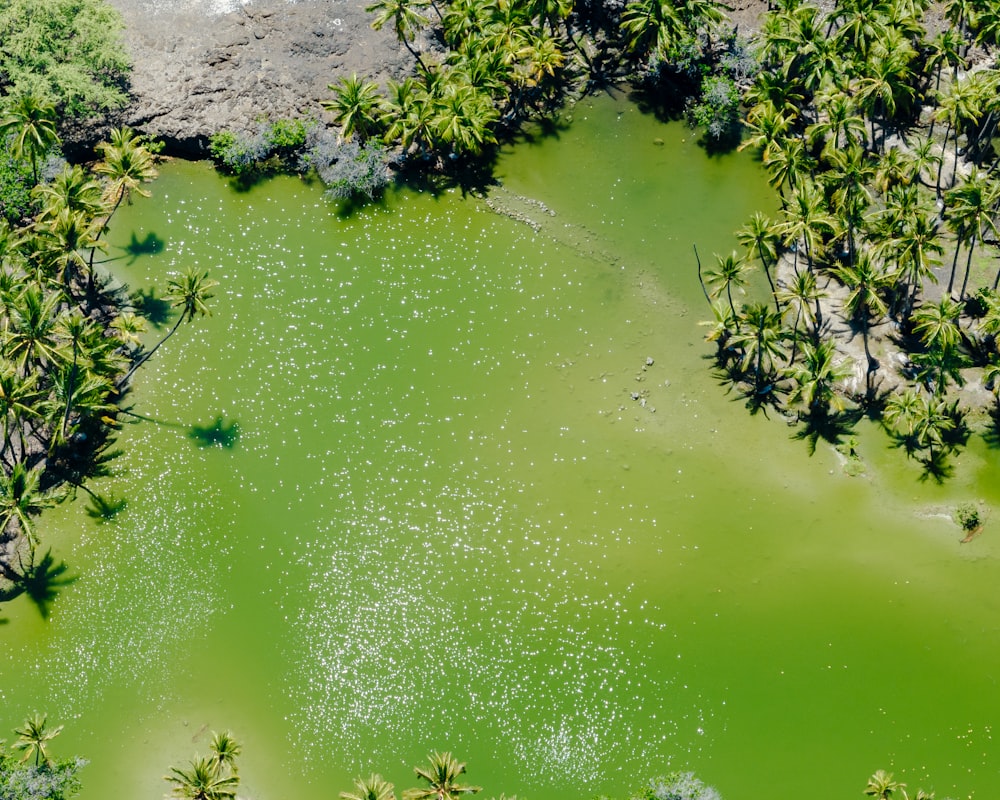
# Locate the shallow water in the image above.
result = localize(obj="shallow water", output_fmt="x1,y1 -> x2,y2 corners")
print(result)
2,94 -> 1000,800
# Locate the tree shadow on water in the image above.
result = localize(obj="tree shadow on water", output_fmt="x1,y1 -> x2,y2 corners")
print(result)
189,416 -> 241,449
20,550 -> 76,620
792,409 -> 861,456
122,232 -> 165,264
131,287 -> 173,329
85,492 -> 128,523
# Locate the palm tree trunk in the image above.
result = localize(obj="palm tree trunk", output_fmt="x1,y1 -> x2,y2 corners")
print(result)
936,120 -> 952,197
959,231 -> 977,300
757,245 -> 779,312
116,313 -> 184,389
947,229 -> 964,296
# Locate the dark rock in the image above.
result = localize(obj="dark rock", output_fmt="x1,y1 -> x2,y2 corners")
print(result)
102,0 -> 416,155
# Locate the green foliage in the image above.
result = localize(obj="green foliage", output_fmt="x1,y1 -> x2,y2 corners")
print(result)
0,757 -> 86,800
691,75 -> 741,146
0,0 -> 130,118
209,118 -> 314,176
955,502 -> 981,531
634,773 -> 721,800
0,147 -> 36,224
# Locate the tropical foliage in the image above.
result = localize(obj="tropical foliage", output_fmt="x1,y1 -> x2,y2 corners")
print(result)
699,0 -> 1000,478
0,0 -> 130,118
0,715 -> 85,800
0,98 -> 214,599
165,731 -> 242,800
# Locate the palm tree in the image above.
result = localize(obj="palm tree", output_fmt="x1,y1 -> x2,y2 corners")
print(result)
864,770 -> 904,800
912,296 -> 963,352
433,84 -> 499,156
736,212 -> 781,311
934,78 -> 980,193
878,211 -> 943,323
777,268 -> 825,354
94,127 -> 158,231
207,731 -> 241,777
0,463 -> 62,553
704,251 -> 751,322
833,252 -> 891,396
786,339 -> 851,414
944,171 -> 1000,297
165,758 -> 239,800
12,713 -> 63,767
620,0 -> 686,59
778,179 -> 838,278
0,95 -> 59,186
117,268 -> 218,388
367,0 -> 433,72
0,364 -> 41,463
34,164 -> 105,222
730,302 -> 788,392
403,752 -> 481,800
342,774 -> 397,800
6,285 -> 65,375
324,75 -> 385,142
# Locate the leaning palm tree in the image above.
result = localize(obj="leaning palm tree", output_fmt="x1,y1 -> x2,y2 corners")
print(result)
165,757 -> 239,800
833,252 -> 891,397
0,95 -> 59,186
730,302 -> 788,394
12,713 -> 63,767
116,268 -> 218,388
785,339 -> 851,415
704,251 -> 751,324
342,774 -> 397,800
402,752 -> 481,800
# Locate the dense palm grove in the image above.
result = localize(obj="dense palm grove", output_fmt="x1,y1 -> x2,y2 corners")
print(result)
700,0 -> 1000,477
0,97 -> 217,601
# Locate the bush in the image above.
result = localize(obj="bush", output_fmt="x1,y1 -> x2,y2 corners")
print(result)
209,118 -> 313,176
0,0 -> 130,118
955,503 -> 982,532
636,772 -> 721,800
0,146 -> 36,224
0,757 -> 86,800
690,75 -> 742,146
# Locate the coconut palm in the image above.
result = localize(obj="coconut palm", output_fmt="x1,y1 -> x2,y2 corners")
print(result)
807,89 -> 866,155
0,95 -> 59,186
34,164 -> 105,222
864,770 -> 904,800
944,171 -> 1000,297
0,364 -> 41,462
342,774 -> 397,800
6,284 -> 65,375
740,105 -> 793,161
704,251 -> 751,322
324,75 -> 385,142
833,251 -> 891,395
912,296 -> 963,352
878,211 -> 943,322
776,268 -> 825,352
403,752 -> 481,800
433,84 -> 499,156
117,268 -> 218,388
764,136 -> 814,201
620,0 -> 686,59
785,339 -> 851,414
0,463 -> 62,552
852,46 -> 917,153
207,731 -> 241,777
94,127 -> 158,230
165,757 -> 239,800
778,179 -> 838,279
367,0 -> 433,72
736,211 -> 781,311
12,713 -> 63,767
730,302 -> 788,392
934,77 -> 980,193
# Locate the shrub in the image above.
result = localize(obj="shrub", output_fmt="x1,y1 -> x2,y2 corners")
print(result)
636,772 -> 722,800
955,503 -> 981,532
0,146 -> 36,224
317,140 -> 392,201
690,75 -> 742,146
0,756 -> 87,800
0,0 -> 130,118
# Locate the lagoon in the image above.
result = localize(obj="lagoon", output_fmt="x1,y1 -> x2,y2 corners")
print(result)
2,93 -> 1000,800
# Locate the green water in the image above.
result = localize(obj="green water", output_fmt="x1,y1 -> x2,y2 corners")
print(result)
3,93 -> 1000,800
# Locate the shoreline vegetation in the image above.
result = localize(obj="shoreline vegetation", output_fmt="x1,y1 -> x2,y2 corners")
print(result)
0,0 -> 997,797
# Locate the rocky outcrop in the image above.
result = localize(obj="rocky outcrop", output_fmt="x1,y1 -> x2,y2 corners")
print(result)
103,0 -> 417,156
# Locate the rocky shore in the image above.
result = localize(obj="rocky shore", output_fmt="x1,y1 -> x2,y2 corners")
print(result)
104,0 -> 416,155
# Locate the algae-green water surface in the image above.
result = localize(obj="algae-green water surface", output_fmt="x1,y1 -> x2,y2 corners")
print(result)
3,93 -> 1000,800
